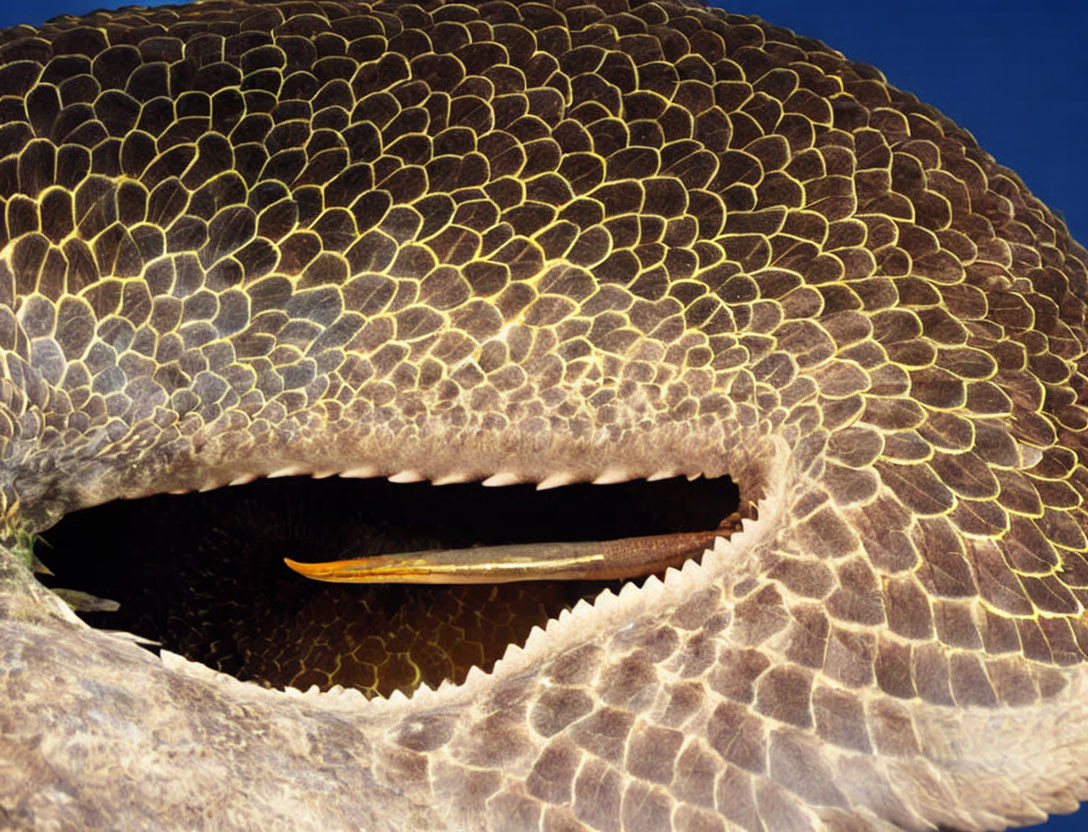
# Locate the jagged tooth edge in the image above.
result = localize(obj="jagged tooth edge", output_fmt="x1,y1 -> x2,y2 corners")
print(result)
571,596 -> 595,614
433,678 -> 455,695
160,534 -> 783,715
161,450 -> 792,713
360,463 -> 790,714
437,481 -> 788,707
389,470 -> 426,483
522,623 -> 549,652
462,662 -> 490,688
536,472 -> 576,490
642,572 -> 664,592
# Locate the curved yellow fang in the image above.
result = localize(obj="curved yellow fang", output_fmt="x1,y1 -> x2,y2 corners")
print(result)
283,528 -> 724,585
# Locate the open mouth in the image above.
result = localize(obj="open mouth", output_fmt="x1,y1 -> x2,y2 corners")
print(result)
37,473 -> 740,698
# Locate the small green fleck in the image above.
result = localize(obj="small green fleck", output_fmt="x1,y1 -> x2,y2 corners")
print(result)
12,530 -> 52,573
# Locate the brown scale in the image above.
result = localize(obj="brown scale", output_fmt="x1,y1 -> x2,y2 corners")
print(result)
2,0 -> 1088,828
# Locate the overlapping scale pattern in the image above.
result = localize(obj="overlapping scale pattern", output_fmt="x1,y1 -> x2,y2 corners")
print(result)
2,0 -> 1088,829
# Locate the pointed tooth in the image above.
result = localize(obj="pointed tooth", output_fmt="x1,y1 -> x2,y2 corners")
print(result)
522,624 -> 548,651
482,472 -> 521,487
593,466 -> 631,485
389,470 -> 426,484
594,587 -> 619,611
646,469 -> 679,482
340,465 -> 379,479
681,553 -> 703,575
537,472 -> 577,490
642,573 -> 664,592
463,664 -> 488,686
436,678 -> 458,694
432,472 -> 473,485
325,685 -> 360,703
311,469 -> 337,479
198,479 -> 225,492
268,465 -> 309,479
229,473 -> 258,486
501,641 -> 524,662
685,472 -> 704,482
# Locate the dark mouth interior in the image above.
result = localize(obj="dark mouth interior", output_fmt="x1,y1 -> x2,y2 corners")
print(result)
37,474 -> 738,697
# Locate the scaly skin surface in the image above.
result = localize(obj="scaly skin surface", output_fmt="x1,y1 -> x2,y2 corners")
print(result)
1,1 -> 1088,829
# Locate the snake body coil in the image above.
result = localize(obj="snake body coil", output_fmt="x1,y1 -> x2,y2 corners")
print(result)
1,1 -> 1088,829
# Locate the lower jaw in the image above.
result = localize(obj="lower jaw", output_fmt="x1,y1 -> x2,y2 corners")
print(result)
37,472 -> 740,698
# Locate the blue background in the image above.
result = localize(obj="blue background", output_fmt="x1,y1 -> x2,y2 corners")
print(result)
0,0 -> 1085,828
705,4 -> 1088,828
0,0 -> 1083,247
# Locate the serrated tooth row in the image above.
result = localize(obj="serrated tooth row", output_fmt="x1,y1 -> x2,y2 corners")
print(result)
207,464 -> 721,491
163,465 -> 725,499
307,501 -> 769,714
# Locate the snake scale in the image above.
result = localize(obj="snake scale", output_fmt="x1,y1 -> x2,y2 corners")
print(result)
1,0 -> 1087,829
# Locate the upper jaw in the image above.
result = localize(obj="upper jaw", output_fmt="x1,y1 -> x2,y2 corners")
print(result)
16,415 -> 747,533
